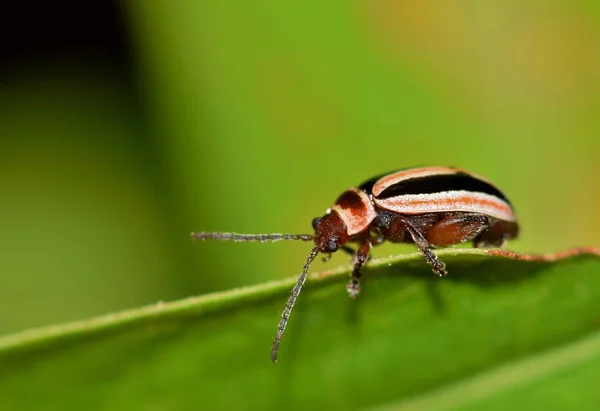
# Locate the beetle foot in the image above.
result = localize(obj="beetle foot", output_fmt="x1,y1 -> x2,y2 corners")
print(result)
346,280 -> 360,298
431,260 -> 448,276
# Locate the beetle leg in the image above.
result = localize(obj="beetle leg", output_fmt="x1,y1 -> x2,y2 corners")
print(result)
347,240 -> 372,298
426,213 -> 489,247
474,219 -> 518,248
475,237 -> 506,248
340,245 -> 356,256
402,219 -> 448,276
371,233 -> 386,246
336,245 -> 362,263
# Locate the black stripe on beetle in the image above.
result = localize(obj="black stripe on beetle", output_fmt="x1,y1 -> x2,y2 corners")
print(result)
191,166 -> 519,363
374,172 -> 511,204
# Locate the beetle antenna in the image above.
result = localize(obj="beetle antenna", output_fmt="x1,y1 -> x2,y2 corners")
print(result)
271,245 -> 319,363
191,232 -> 314,242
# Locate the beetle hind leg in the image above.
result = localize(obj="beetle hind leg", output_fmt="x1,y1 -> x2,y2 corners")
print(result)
402,220 -> 448,276
474,220 -> 519,248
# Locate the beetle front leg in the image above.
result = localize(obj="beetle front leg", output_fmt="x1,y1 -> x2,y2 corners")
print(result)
325,245 -> 358,262
340,245 -> 356,256
402,219 -> 448,276
347,240 -> 372,298
426,213 -> 490,247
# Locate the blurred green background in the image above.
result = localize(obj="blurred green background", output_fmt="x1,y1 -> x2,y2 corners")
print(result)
1,0 -> 599,338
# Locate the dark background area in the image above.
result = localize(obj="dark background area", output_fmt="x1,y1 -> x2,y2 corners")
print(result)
1,3 -> 127,64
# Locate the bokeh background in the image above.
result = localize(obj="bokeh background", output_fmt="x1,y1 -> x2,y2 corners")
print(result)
1,1 -> 599,337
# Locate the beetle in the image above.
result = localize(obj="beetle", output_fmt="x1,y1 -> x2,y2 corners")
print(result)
192,166 -> 519,362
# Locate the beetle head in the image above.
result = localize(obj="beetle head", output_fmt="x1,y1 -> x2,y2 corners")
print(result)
312,212 -> 349,253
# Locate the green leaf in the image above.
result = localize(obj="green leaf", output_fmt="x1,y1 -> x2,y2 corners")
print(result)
1,249 -> 599,411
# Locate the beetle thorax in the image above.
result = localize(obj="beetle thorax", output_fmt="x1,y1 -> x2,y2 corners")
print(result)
330,188 -> 378,236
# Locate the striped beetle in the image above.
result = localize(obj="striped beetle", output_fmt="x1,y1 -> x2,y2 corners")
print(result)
192,166 -> 519,362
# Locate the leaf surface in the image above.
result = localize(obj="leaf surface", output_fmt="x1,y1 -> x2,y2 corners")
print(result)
1,249 -> 599,411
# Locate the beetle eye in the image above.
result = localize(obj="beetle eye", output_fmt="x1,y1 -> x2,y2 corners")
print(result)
312,217 -> 321,230
326,239 -> 339,253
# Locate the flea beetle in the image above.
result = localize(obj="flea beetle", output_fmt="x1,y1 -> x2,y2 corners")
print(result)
192,166 -> 519,362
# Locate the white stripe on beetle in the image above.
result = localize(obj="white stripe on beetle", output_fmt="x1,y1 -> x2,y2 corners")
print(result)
374,190 -> 516,222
